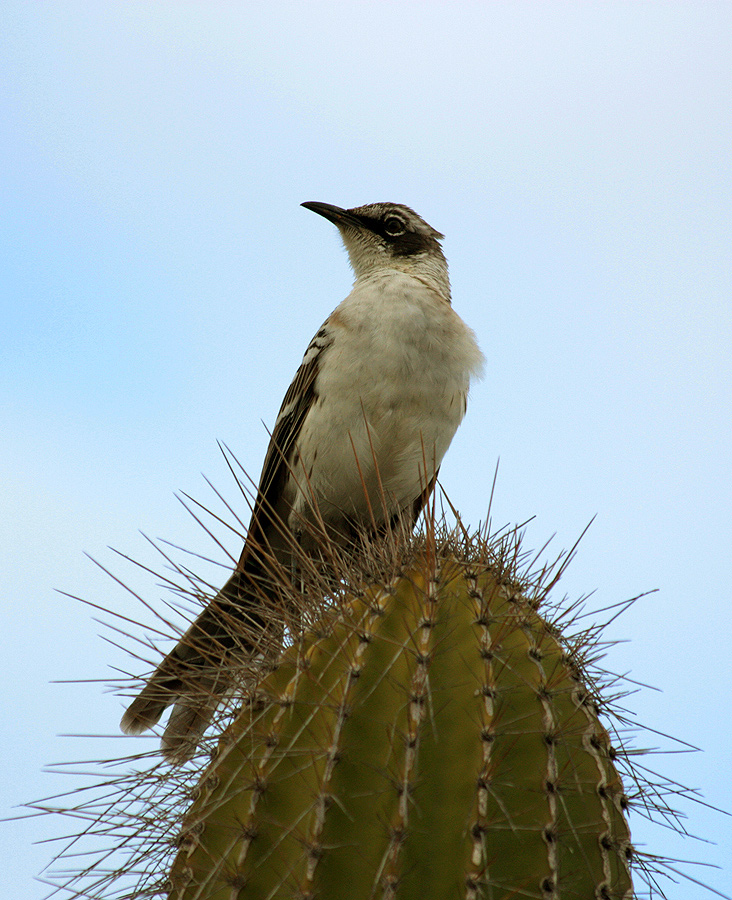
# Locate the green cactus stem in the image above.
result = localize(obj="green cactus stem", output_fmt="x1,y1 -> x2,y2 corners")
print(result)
169,550 -> 633,900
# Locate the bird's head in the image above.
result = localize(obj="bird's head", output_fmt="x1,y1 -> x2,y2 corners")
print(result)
302,201 -> 450,301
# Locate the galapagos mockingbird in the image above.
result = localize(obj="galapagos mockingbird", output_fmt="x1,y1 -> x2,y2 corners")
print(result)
121,201 -> 484,761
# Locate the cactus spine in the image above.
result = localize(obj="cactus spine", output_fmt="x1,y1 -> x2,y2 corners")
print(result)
169,549 -> 633,900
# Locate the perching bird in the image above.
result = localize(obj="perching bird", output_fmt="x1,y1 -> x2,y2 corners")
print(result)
121,201 -> 484,761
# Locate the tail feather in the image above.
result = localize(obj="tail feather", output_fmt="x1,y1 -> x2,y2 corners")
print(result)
120,691 -> 169,736
120,660 -> 190,735
120,568 -> 282,760
161,697 -> 218,764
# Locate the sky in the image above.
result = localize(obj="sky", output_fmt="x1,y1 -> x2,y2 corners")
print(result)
1,2 -> 731,898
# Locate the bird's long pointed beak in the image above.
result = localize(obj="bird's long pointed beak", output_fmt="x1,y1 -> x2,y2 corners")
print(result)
301,201 -> 362,229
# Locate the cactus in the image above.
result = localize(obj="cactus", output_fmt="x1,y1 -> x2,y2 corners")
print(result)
29,464 -> 723,900
169,545 -> 633,900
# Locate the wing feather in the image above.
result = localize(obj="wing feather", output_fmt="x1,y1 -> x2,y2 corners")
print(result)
237,323 -> 333,569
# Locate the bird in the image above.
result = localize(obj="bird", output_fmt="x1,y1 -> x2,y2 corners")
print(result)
121,201 -> 485,762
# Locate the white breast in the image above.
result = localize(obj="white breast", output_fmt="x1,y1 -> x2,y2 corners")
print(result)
286,271 -> 484,536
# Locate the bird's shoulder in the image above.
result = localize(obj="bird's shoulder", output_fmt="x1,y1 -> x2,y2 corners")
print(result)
274,320 -> 334,425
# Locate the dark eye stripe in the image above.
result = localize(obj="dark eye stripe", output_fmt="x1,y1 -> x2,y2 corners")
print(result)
352,212 -> 439,256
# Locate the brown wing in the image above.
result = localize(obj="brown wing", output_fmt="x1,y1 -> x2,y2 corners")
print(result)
119,322 -> 334,750
237,322 -> 333,571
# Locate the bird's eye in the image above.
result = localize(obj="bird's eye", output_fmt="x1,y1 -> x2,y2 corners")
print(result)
383,216 -> 406,237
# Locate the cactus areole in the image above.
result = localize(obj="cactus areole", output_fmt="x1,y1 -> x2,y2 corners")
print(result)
169,553 -> 634,900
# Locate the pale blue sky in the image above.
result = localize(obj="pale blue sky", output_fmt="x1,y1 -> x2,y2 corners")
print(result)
2,3 -> 731,897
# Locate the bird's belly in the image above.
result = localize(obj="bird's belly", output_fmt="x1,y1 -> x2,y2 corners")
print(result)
287,378 -> 464,534
283,276 -> 478,540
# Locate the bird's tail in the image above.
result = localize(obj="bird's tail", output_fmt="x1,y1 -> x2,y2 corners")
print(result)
120,568 -> 281,763
121,676 -> 218,765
